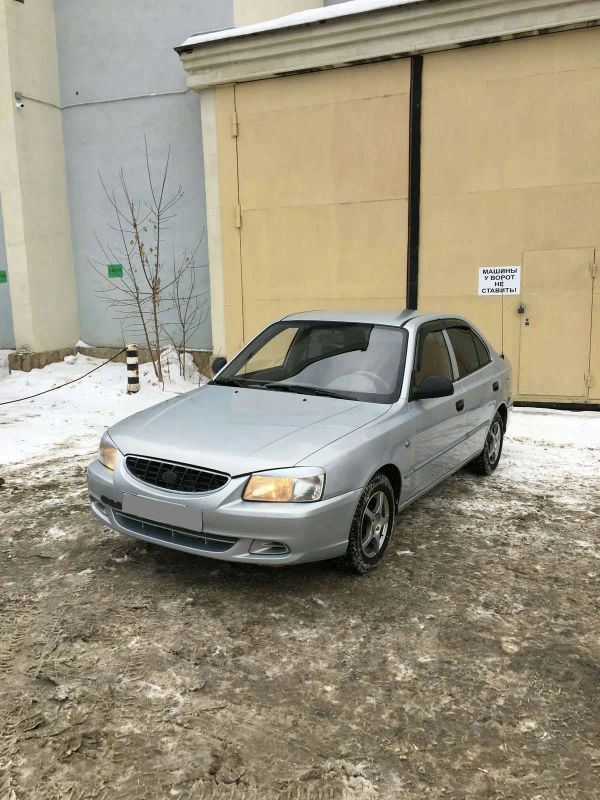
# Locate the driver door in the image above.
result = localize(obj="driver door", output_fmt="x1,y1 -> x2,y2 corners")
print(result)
408,323 -> 468,493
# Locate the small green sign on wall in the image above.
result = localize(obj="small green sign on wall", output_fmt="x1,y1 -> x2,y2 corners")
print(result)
107,263 -> 123,279
0,271 -> 7,285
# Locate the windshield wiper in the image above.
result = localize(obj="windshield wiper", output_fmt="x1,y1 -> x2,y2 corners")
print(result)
211,378 -> 260,389
261,382 -> 349,400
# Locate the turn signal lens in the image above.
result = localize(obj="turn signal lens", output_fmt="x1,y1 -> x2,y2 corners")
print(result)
292,476 -> 325,502
243,470 -> 325,503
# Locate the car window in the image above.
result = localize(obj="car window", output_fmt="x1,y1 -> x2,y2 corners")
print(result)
240,327 -> 297,374
446,326 -> 482,378
413,330 -> 454,386
472,331 -> 491,366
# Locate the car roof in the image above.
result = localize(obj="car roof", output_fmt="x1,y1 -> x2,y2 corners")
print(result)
280,309 -> 467,327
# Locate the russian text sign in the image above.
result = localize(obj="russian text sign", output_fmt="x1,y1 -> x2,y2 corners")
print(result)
478,266 -> 521,296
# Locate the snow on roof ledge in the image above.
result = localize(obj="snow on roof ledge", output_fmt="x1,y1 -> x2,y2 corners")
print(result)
179,0 -> 425,50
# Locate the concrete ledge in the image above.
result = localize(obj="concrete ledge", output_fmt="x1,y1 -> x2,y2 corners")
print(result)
8,347 -> 213,376
179,0 -> 600,89
8,348 -> 77,373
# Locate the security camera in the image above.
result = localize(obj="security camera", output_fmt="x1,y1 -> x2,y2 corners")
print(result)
15,102 -> 25,110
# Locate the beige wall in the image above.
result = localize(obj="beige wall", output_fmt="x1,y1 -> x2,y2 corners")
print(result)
0,0 -> 78,352
233,0 -> 323,27
216,61 -> 410,354
419,27 -> 600,402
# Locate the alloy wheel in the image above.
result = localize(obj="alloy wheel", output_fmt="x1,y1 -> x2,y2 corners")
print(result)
360,490 -> 390,557
487,420 -> 502,464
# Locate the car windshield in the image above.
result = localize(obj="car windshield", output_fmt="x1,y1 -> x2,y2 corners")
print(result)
213,321 -> 407,403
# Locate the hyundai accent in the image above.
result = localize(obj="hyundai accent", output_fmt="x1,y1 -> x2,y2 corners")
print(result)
88,311 -> 511,573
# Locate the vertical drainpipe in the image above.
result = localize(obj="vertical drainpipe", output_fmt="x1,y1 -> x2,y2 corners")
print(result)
406,54 -> 423,310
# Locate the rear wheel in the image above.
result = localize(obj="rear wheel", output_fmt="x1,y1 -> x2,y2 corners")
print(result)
341,472 -> 395,574
468,411 -> 504,476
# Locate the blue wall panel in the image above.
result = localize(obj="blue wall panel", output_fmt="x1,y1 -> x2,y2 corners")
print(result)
54,0 -> 234,349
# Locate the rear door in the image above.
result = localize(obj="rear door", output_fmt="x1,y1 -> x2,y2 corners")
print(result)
444,322 -> 496,459
408,322 -> 468,493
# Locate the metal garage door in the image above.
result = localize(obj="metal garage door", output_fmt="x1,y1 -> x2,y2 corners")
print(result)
234,60 -> 410,341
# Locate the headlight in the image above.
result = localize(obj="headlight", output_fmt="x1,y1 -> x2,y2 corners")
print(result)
243,468 -> 325,503
98,432 -> 118,471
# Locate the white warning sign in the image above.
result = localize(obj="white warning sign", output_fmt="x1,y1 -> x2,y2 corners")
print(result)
478,266 -> 521,296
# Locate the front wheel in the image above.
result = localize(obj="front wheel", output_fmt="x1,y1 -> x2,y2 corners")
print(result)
340,472 -> 395,575
468,411 -> 504,476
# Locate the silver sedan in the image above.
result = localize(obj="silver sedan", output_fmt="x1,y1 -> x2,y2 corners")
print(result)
88,310 -> 512,573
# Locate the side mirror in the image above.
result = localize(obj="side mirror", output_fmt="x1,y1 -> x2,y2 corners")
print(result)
411,375 -> 454,401
211,356 -> 227,376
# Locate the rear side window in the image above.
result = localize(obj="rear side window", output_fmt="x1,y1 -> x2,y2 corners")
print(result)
472,332 -> 491,367
446,326 -> 486,378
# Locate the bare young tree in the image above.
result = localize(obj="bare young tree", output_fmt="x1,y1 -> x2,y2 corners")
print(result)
162,243 -> 210,379
91,140 -> 207,383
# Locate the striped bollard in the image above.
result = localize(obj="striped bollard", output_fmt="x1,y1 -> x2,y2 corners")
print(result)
126,344 -> 140,394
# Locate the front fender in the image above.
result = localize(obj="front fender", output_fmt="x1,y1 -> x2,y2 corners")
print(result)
297,404 -> 413,501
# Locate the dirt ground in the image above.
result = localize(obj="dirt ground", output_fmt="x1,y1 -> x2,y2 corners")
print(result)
1,414 -> 599,800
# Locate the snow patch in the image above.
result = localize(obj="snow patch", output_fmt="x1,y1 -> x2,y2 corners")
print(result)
45,527 -> 67,541
0,350 -> 207,465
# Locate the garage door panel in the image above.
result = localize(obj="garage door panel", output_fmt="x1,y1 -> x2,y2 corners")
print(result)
238,94 -> 408,210
423,28 -> 600,89
235,60 -> 410,115
423,30 -> 600,195
423,71 -> 600,194
234,60 -> 410,344
420,186 -> 600,262
241,201 -> 407,339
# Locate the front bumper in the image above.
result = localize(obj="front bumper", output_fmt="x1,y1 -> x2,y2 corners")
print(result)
87,456 -> 361,565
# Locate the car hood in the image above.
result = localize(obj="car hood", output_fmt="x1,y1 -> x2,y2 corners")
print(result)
109,384 -> 390,476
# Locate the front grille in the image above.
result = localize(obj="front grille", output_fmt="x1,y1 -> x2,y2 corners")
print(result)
115,512 -> 236,553
126,456 -> 229,494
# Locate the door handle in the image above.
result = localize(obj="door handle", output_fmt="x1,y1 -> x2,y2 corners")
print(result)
492,381 -> 499,392
455,399 -> 464,412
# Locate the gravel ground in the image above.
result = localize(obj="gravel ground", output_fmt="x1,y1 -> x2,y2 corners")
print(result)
1,411 -> 599,800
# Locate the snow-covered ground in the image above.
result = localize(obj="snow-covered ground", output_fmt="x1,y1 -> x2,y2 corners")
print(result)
0,349 -> 206,465
1,349 -> 599,473
503,406 -> 600,481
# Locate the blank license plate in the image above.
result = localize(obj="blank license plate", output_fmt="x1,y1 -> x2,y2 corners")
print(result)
122,493 -> 203,533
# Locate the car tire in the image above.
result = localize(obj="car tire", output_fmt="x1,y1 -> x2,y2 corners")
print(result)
468,411 -> 504,476
340,472 -> 395,575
